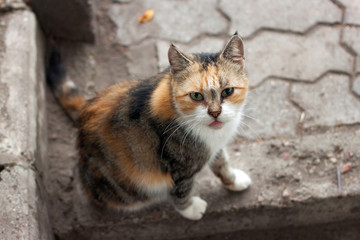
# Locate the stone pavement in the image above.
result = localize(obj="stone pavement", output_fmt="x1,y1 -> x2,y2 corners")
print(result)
107,0 -> 360,144
1,0 -> 360,239
51,0 -> 360,239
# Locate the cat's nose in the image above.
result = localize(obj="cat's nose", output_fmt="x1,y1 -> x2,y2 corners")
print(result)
208,109 -> 221,118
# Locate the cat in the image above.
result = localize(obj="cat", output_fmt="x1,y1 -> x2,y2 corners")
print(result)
47,33 -> 252,221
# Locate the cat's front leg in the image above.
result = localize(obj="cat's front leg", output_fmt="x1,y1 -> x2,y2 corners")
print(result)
210,149 -> 252,191
170,177 -> 207,220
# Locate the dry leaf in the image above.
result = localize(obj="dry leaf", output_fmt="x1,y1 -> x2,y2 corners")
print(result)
342,162 -> 351,173
138,9 -> 154,23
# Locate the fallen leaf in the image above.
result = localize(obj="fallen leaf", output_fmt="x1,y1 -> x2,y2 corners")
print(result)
138,9 -> 154,23
342,162 -> 351,173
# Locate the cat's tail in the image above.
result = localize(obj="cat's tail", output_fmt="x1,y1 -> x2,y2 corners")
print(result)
46,46 -> 86,123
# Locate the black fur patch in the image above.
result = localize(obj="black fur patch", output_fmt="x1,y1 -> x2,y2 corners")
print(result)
46,46 -> 66,89
129,80 -> 158,120
195,53 -> 218,70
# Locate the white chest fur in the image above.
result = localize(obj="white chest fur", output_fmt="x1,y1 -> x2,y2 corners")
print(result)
195,113 -> 242,160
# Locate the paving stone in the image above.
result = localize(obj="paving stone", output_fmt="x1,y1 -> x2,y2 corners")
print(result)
244,26 -> 353,87
342,26 -> 360,73
108,0 -> 227,45
126,40 -> 158,78
339,0 -> 360,24
156,37 -> 225,72
219,0 -> 341,37
238,80 -> 299,140
354,75 -> 360,96
342,26 -> 360,54
290,74 -> 360,128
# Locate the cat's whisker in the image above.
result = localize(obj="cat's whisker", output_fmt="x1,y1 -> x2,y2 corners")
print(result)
161,118 -> 198,160
161,124 -> 184,160
236,124 -> 247,136
163,119 -> 189,134
237,121 -> 261,139
180,121 -> 199,156
163,114 -> 199,134
239,113 -> 261,125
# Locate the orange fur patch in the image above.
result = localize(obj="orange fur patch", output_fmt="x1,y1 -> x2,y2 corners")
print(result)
150,76 -> 177,121
226,88 -> 247,104
102,125 -> 174,190
59,95 -> 86,113
83,81 -> 135,131
176,99 -> 198,113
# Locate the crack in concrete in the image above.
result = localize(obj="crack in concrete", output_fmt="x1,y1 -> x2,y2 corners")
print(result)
0,3 -> 27,14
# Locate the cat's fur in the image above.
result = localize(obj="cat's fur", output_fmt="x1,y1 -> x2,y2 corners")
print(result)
47,33 -> 251,220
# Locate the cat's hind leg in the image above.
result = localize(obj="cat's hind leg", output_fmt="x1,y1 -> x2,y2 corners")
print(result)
210,149 -> 251,191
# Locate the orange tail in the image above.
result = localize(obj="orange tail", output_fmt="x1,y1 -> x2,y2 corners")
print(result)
46,47 -> 86,123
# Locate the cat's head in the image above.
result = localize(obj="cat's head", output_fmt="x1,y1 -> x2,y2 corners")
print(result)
168,33 -> 248,130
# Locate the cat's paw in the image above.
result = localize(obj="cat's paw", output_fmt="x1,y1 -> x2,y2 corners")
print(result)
176,196 -> 207,220
225,168 -> 252,191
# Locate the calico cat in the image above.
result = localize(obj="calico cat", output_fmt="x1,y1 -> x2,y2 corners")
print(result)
47,33 -> 251,220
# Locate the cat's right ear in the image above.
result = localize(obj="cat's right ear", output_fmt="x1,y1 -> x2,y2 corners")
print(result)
168,43 -> 193,75
219,33 -> 245,69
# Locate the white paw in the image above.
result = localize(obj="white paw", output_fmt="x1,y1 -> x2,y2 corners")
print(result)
225,168 -> 252,191
176,196 -> 208,220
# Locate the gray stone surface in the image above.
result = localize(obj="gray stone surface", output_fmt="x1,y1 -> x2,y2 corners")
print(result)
156,37 -> 226,71
245,26 -> 353,87
0,10 -> 43,165
0,0 -> 26,12
58,130 -> 360,240
290,74 -> 360,128
0,9 -> 52,240
108,0 -> 227,45
219,0 -> 341,37
339,0 -> 360,24
354,75 -> 360,96
0,166 -> 39,240
342,26 -> 360,54
342,25 -> 360,75
126,40 -> 158,78
29,0 -> 95,42
239,80 -> 299,139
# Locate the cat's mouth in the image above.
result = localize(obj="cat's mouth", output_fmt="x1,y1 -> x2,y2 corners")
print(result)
209,120 -> 224,129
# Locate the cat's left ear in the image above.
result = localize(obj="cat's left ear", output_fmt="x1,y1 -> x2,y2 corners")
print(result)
219,32 -> 245,69
168,43 -> 193,75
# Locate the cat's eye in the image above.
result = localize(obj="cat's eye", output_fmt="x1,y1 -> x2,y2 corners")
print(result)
221,88 -> 234,98
189,92 -> 204,101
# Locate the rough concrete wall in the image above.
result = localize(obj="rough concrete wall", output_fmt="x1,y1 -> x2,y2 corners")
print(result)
0,8 -> 53,240
29,0 -> 95,43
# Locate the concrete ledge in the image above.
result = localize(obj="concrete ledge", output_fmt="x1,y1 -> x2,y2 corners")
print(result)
0,8 -> 52,240
55,130 -> 360,240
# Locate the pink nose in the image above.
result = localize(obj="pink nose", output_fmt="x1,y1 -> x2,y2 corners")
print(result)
208,110 -> 221,118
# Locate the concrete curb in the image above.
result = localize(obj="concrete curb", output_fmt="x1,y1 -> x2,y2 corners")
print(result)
0,8 -> 52,240
60,130 -> 360,240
